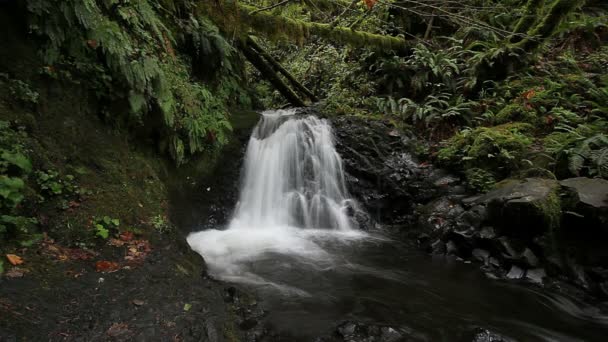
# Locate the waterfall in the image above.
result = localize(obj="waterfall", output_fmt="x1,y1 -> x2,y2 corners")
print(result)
231,109 -> 355,231
187,109 -> 365,283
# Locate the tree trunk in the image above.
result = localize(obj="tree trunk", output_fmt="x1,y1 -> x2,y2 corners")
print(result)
201,1 -> 410,53
238,41 -> 307,107
510,0 -> 546,43
246,36 -> 318,102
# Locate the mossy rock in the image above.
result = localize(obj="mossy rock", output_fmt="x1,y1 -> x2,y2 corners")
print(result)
474,178 -> 561,240
560,177 -> 608,232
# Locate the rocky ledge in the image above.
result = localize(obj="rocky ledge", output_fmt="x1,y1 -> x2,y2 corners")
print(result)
329,114 -> 608,300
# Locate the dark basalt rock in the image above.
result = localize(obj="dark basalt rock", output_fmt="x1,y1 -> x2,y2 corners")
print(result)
471,178 -> 560,240
459,328 -> 514,342
329,115 -> 459,225
333,321 -> 407,342
560,177 -> 608,233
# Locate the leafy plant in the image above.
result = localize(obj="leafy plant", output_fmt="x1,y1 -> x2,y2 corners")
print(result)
151,214 -> 171,233
437,123 -> 533,176
93,216 -> 120,239
465,168 -> 497,193
0,73 -> 39,105
545,123 -> 608,178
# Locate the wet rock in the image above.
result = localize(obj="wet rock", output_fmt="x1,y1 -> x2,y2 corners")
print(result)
416,197 -> 465,236
489,257 -> 501,268
497,237 -> 520,260
525,268 -> 546,285
474,178 -> 560,240
446,240 -> 459,256
461,327 -> 513,342
380,327 -> 402,342
506,265 -> 525,279
560,177 -> 608,232
472,249 -> 490,263
331,115 -> 462,224
337,322 -> 357,337
456,205 -> 487,230
431,239 -> 446,255
479,226 -> 497,240
335,321 -> 405,342
520,248 -> 539,268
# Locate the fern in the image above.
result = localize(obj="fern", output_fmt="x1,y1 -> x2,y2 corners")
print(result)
26,0 -> 239,165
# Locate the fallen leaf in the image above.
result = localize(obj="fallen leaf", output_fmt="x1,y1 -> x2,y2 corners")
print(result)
183,303 -> 192,312
95,260 -> 120,273
119,231 -> 134,242
107,323 -> 130,337
5,267 -> 28,278
363,0 -> 377,9
6,254 -> 23,266
132,299 -> 145,306
108,238 -> 126,247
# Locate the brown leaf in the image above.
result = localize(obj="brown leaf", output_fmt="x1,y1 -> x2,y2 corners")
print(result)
363,0 -> 377,9
95,260 -> 120,273
6,254 -> 24,266
119,231 -> 134,242
5,267 -> 28,278
132,299 -> 145,306
107,323 -> 130,337
109,238 -> 126,247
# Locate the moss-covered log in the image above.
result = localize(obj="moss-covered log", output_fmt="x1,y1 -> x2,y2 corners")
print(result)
510,0 -> 546,43
513,0 -> 585,51
246,36 -> 318,102
201,1 -> 410,52
239,41 -> 306,107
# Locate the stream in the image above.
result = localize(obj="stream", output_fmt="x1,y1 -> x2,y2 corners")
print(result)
187,110 -> 608,341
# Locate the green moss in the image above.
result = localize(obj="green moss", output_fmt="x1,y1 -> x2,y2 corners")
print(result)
437,123 -> 533,176
535,188 -> 562,230
495,103 -> 539,124
202,1 -> 409,52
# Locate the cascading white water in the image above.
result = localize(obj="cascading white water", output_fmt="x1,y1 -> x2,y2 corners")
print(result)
187,109 -> 365,285
231,109 -> 355,231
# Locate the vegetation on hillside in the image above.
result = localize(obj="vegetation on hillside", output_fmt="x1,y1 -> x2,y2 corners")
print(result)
1,0 -> 607,250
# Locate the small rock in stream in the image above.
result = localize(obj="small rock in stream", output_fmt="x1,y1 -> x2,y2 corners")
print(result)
521,248 -> 539,268
525,268 -> 546,285
472,249 -> 490,263
506,266 -> 525,279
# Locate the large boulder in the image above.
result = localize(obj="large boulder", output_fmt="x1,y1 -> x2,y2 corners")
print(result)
560,177 -> 608,232
471,178 -> 560,240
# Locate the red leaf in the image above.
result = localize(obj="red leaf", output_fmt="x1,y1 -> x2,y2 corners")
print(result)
363,0 -> 377,9
95,260 -> 120,273
119,231 -> 134,242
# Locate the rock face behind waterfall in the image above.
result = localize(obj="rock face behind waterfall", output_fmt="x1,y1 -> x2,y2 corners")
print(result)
329,115 -> 461,226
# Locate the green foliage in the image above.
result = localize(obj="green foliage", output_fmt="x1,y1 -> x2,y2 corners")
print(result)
0,73 -> 39,105
151,214 -> 171,233
544,122 -> 608,178
93,215 -> 120,239
26,0 -> 238,164
465,168 -> 497,193
438,123 -> 533,176
379,93 -> 473,127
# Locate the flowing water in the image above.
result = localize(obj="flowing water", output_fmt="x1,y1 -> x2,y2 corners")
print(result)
188,109 -> 608,341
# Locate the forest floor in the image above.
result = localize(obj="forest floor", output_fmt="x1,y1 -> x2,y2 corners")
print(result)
0,232 -> 245,341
